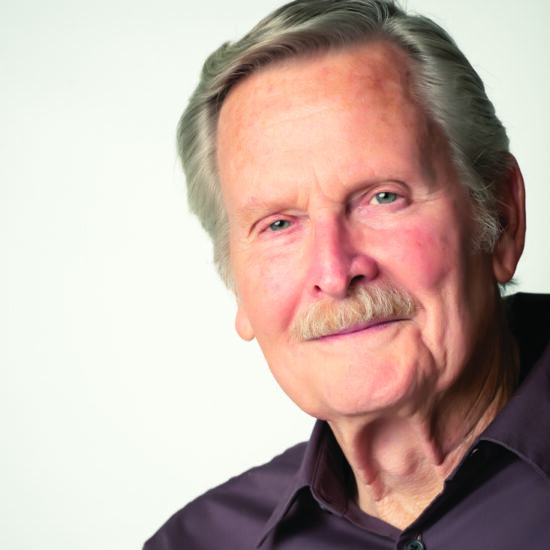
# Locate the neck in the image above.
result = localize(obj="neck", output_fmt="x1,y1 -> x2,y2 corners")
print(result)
328,308 -> 518,530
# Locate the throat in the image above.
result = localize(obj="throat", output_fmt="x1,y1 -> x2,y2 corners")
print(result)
353,440 -> 450,529
349,418 -> 455,527
330,406 -> 497,530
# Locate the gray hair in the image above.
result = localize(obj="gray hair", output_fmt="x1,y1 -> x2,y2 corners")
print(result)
178,0 -> 510,287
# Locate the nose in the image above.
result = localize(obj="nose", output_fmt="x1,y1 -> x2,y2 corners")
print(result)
308,217 -> 378,299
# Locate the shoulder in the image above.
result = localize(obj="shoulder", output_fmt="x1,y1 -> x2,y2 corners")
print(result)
144,442 -> 307,550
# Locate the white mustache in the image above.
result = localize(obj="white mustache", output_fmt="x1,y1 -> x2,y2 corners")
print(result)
291,284 -> 416,341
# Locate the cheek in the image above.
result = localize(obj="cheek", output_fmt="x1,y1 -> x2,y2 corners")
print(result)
385,224 -> 459,290
237,254 -> 302,339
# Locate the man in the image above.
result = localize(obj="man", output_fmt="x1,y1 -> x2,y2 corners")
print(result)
145,1 -> 550,548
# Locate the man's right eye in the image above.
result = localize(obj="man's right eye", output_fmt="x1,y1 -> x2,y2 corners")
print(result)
268,219 -> 291,232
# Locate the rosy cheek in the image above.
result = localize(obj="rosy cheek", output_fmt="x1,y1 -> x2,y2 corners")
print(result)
242,260 -> 300,337
387,225 -> 456,289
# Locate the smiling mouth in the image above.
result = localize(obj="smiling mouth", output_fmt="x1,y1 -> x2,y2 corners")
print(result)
313,317 -> 406,341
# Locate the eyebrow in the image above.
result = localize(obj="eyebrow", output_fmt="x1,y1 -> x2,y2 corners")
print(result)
234,177 -> 406,219
231,195 -> 293,235
236,191 -> 299,217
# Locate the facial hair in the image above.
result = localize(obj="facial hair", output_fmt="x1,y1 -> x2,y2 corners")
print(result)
291,284 -> 416,341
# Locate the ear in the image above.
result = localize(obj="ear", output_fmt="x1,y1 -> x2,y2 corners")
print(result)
235,300 -> 255,341
492,155 -> 526,284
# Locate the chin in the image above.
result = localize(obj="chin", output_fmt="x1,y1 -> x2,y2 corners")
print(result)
297,374 -> 423,422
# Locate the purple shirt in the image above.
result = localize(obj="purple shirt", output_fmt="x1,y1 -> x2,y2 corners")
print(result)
144,293 -> 550,549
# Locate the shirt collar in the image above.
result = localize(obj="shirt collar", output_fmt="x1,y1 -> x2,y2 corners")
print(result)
480,293 -> 550,482
256,421 -> 349,547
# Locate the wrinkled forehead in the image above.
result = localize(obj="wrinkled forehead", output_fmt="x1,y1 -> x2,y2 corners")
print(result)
218,40 -> 421,139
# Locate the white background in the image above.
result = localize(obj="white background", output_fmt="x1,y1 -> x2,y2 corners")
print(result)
2,1 -> 549,549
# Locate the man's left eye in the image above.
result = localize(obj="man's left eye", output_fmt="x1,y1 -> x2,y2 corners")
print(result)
268,219 -> 291,231
371,191 -> 398,204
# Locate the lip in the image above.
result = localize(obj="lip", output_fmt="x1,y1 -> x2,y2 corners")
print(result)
314,317 -> 405,341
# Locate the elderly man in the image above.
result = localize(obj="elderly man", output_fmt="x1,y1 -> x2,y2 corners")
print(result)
145,1 -> 550,548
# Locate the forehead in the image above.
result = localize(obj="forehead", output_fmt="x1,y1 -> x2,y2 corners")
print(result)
218,40 -> 422,146
216,42 -> 432,185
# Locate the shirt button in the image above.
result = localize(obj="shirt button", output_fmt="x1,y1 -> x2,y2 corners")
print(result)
405,540 -> 425,550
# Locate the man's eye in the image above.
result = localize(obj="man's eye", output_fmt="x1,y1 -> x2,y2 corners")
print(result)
268,219 -> 291,231
371,191 -> 398,205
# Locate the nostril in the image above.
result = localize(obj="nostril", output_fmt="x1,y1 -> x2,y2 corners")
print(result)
345,275 -> 366,296
349,274 -> 365,288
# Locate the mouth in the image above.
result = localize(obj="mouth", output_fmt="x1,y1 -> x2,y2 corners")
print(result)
312,317 -> 406,341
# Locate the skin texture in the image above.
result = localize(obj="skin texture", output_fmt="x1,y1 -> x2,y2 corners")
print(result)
216,42 -> 526,528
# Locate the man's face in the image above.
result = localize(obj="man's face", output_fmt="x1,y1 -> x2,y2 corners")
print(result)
216,42 -> 500,422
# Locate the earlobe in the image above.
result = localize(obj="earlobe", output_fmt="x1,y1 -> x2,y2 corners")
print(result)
235,302 -> 255,341
491,156 -> 526,284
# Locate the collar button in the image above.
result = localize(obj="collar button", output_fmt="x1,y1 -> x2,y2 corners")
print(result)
405,540 -> 425,550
